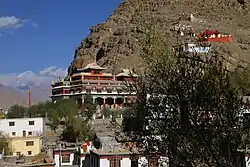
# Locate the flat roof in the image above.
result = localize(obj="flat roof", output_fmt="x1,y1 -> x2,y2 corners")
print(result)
91,150 -> 132,156
0,117 -> 44,121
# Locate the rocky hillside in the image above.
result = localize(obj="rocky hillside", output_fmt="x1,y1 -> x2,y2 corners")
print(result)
68,0 -> 250,75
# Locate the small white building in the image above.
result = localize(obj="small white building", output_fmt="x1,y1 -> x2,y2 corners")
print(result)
0,117 -> 44,137
183,43 -> 210,53
53,147 -> 76,167
53,143 -> 92,167
89,150 -> 169,167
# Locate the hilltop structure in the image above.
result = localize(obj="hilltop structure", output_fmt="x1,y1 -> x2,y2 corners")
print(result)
51,62 -> 137,110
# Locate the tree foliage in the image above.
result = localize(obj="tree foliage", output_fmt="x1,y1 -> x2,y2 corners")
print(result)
0,132 -> 12,155
45,99 -> 92,142
119,30 -> 245,167
7,102 -> 50,119
229,65 -> 250,95
83,95 -> 96,119
61,117 -> 94,143
6,105 -> 28,118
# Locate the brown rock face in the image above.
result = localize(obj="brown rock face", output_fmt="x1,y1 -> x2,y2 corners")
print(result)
68,0 -> 250,75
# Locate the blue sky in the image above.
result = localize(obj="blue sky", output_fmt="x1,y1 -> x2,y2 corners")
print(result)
0,0 -> 121,75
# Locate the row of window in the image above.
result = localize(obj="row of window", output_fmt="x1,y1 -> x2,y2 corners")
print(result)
11,131 -> 33,137
67,89 -> 125,94
9,121 -> 35,126
16,151 -> 33,156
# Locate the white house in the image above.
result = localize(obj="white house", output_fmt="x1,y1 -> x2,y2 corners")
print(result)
0,117 -> 44,137
53,148 -> 76,167
183,43 -> 210,53
53,142 -> 92,167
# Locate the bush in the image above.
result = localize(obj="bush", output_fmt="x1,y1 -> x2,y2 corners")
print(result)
101,108 -> 111,118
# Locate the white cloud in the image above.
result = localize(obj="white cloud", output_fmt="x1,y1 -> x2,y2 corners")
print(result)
0,67 -> 67,88
0,16 -> 27,29
40,67 -> 67,77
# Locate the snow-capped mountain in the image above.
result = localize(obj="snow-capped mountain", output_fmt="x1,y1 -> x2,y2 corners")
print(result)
0,66 -> 67,108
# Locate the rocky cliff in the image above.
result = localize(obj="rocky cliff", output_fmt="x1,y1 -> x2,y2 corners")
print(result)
68,0 -> 250,75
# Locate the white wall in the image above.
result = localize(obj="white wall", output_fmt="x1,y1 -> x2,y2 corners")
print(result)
100,159 -> 109,167
0,117 -> 44,137
54,153 -> 74,167
121,158 -> 131,167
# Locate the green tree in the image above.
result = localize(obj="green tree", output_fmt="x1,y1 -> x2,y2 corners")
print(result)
119,29 -> 245,167
229,65 -> 250,95
8,102 -> 52,119
0,132 -> 12,155
6,105 -> 28,118
45,99 -> 95,142
28,102 -> 47,118
83,95 -> 96,120
61,117 -> 94,143
46,99 -> 77,130
101,108 -> 111,118
46,110 -> 61,134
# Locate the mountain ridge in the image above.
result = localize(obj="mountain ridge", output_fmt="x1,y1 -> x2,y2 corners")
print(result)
0,84 -> 28,110
67,0 -> 250,75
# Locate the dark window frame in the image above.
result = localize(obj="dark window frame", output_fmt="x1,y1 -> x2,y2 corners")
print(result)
26,141 -> 34,146
9,122 -> 15,126
29,121 -> 35,125
62,154 -> 70,163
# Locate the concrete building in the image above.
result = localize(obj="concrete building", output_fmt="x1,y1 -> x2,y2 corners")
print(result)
183,43 -> 210,53
50,62 -> 137,111
0,117 -> 44,157
53,147 -> 76,167
0,117 -> 44,137
89,150 -> 169,167
11,136 -> 42,156
53,140 -> 92,167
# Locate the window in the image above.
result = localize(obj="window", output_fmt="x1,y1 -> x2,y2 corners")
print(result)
16,152 -> 21,156
27,151 -> 32,155
26,141 -> 34,146
29,121 -> 34,125
97,89 -> 102,93
110,159 -> 120,167
28,131 -> 32,135
9,122 -> 15,126
62,154 -> 70,163
117,89 -> 122,94
131,159 -> 138,167
107,89 -> 112,93
23,130 -> 26,137
12,132 -> 16,136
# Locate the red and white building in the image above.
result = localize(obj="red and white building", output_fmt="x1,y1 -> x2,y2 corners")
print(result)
89,150 -> 169,167
197,29 -> 233,43
51,62 -> 137,110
